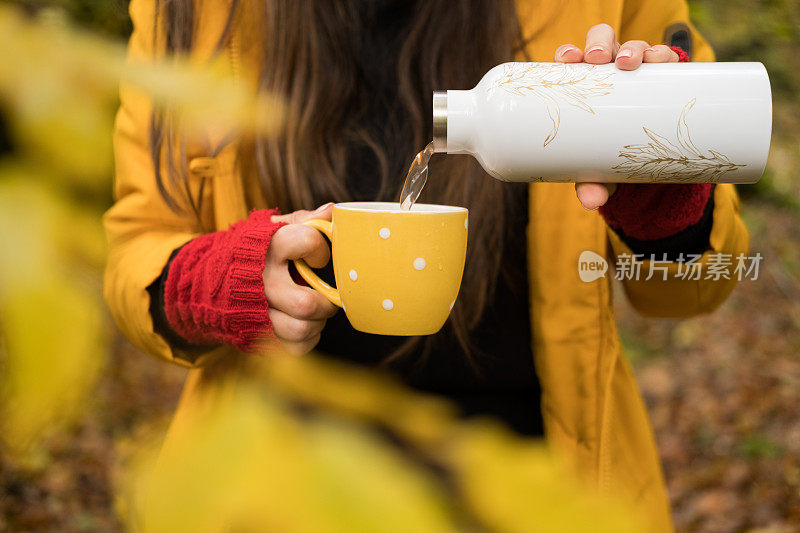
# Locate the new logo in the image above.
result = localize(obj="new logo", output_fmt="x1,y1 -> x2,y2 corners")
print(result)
578,250 -> 608,282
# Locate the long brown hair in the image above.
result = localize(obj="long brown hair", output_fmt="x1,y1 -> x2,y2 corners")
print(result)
152,0 -> 530,360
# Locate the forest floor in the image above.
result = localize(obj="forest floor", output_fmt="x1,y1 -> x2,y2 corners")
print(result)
617,198 -> 800,532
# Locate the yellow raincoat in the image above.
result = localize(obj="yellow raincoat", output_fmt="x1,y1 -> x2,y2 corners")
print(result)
104,0 -> 749,530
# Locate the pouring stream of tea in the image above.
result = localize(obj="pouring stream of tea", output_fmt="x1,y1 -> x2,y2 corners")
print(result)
399,141 -> 435,210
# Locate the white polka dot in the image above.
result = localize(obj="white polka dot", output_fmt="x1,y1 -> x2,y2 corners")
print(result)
382,299 -> 394,311
449,300 -> 455,311
464,218 -> 468,229
379,227 -> 391,239
413,257 -> 426,270
349,269 -> 358,281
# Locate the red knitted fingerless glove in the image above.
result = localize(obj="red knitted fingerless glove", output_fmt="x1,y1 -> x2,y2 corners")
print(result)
164,209 -> 286,352
599,183 -> 713,240
599,45 -> 712,241
669,45 -> 690,63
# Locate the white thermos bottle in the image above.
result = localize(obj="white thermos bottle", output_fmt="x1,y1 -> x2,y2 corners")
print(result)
432,62 -> 771,183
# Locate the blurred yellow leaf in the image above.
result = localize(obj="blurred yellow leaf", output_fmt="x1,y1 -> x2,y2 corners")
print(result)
0,176 -> 106,455
122,384 -> 456,533
449,425 -> 645,533
0,5 -> 283,186
0,1 -> 285,457
118,355 -> 645,533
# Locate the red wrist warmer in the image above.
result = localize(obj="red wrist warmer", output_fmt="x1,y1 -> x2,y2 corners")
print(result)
669,45 -> 690,63
164,209 -> 286,352
599,183 -> 713,240
599,45 -> 712,241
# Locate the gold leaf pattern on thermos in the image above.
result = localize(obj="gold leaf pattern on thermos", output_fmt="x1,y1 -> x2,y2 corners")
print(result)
612,98 -> 745,182
488,63 -> 614,147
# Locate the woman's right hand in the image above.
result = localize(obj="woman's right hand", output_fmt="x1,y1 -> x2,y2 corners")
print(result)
264,203 -> 338,354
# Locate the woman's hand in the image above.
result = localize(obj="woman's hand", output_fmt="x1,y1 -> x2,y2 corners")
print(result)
264,203 -> 337,354
554,24 -> 681,210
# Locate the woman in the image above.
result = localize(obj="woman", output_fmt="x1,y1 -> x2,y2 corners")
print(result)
104,0 -> 748,529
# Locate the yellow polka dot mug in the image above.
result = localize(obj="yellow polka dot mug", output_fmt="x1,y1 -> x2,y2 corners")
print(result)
293,202 -> 468,336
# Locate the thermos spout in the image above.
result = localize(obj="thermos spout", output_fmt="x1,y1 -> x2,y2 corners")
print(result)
432,90 -> 447,152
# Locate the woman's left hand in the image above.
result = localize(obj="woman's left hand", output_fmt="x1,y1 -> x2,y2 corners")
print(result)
554,24 -> 681,210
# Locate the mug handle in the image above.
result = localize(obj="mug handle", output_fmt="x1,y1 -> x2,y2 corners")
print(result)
292,218 -> 342,308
